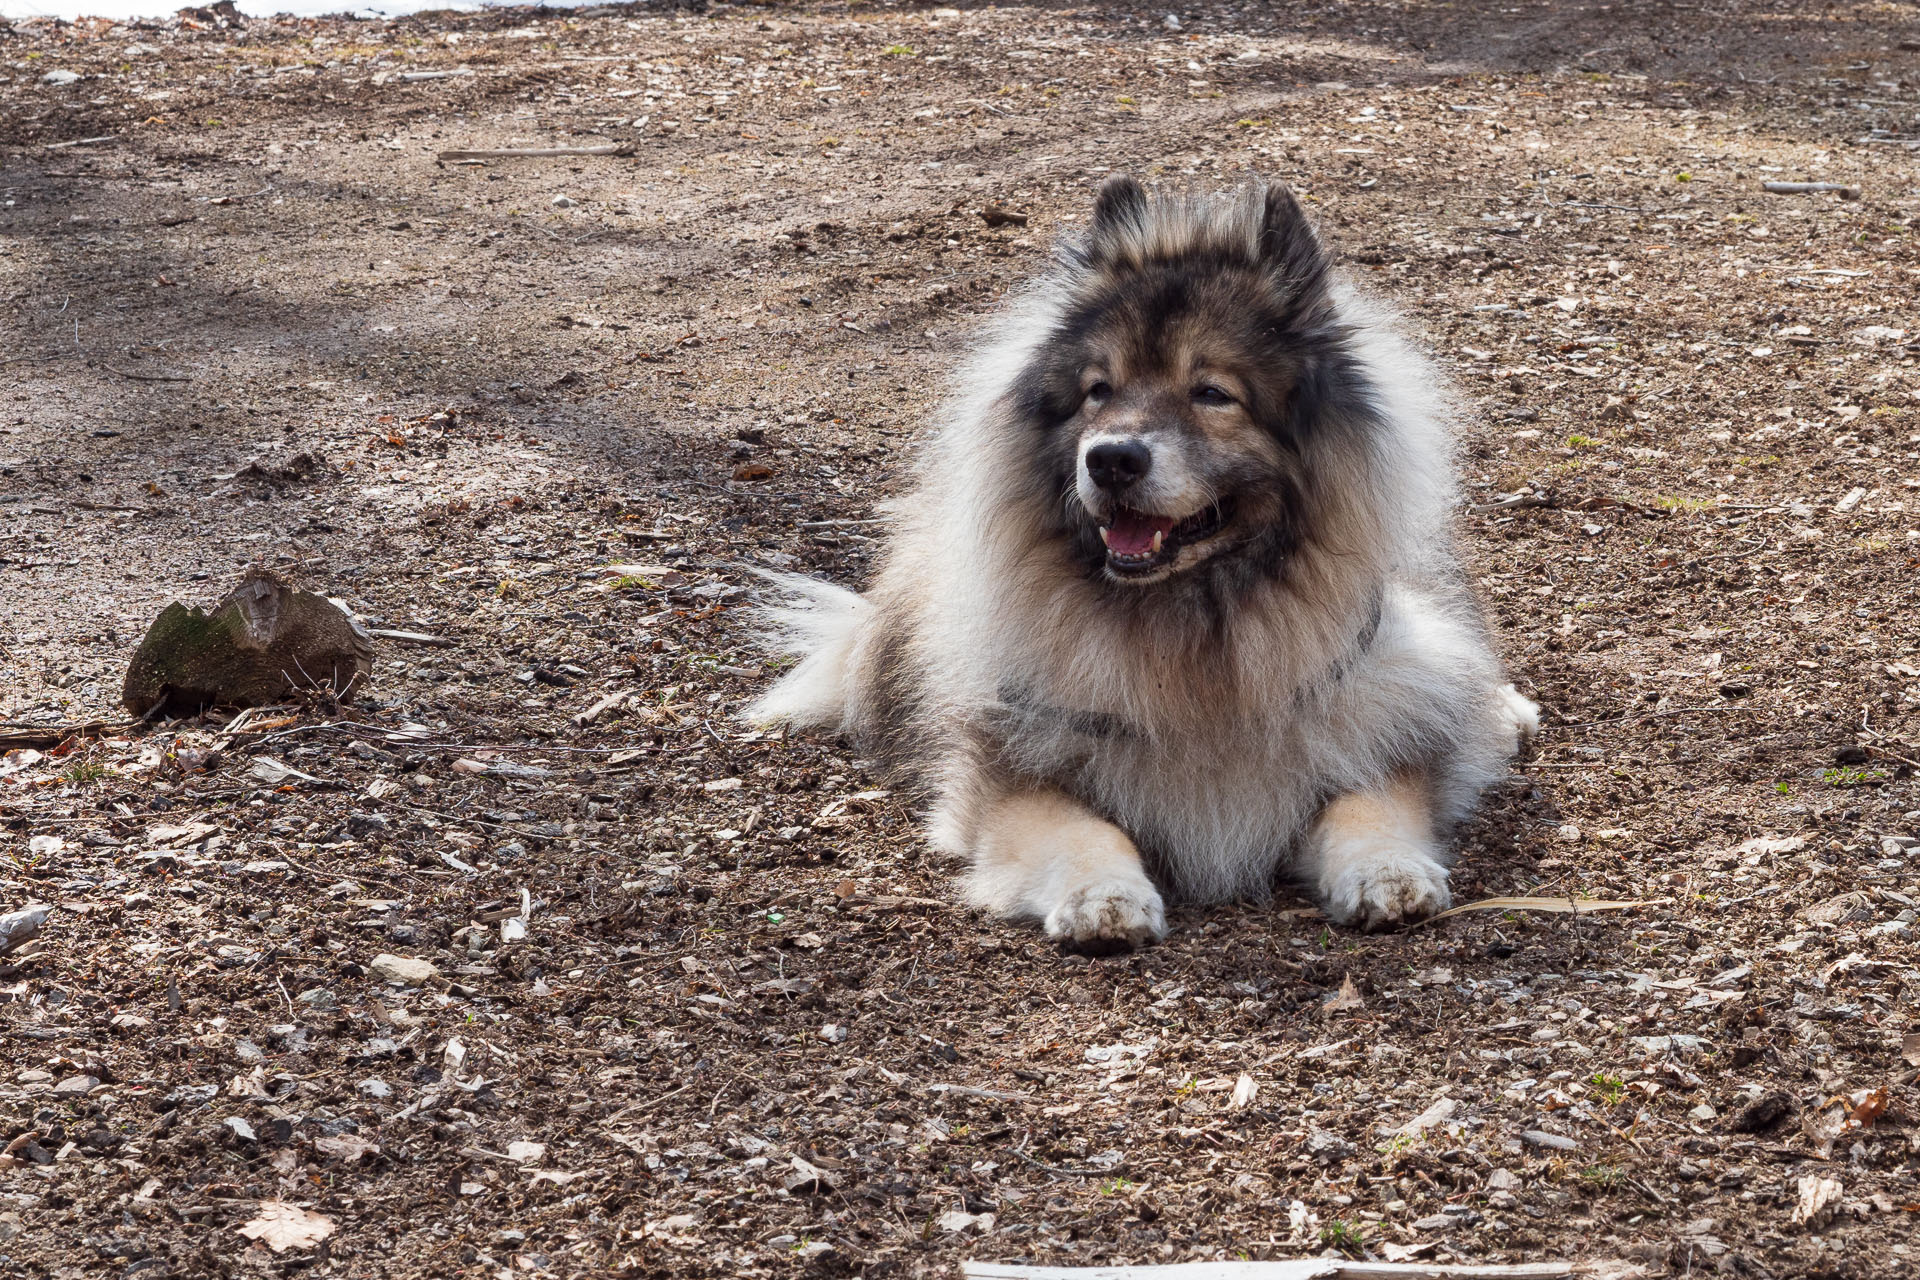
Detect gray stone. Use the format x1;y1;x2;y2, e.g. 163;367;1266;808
369;953;439;986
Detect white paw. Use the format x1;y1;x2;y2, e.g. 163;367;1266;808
1043;878;1167;952
1319;841;1451;932
1498;683;1541;748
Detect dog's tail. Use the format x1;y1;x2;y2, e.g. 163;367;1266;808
739;569;868;733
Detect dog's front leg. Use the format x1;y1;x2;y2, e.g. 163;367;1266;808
1304;772;1450;931
961;790;1166;951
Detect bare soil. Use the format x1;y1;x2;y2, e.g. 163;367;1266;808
3;2;1919;1277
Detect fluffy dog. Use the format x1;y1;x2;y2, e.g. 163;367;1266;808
747;176;1537;949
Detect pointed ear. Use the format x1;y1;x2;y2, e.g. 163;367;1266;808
1258;182;1329;288
1090;174;1148;236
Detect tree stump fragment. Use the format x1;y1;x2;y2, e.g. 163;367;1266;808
122;569;373;717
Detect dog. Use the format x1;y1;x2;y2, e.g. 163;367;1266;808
746;176;1538;949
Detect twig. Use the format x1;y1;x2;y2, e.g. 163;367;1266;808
1562;200;1662;213
1863;742;1920;772
1470;492;1553;513
1548;705;1750;731
46;135;117;149
1008;1137;1113;1178
1762;181;1861;200
928;1082;1037;1104
103;366;191;382
964;1264;1574;1279
366;628;451;648
603;1082;695;1124
436;144;635;161
0;720;134;750
278;852;415;889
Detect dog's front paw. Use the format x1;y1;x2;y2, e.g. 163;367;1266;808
1043;878;1167;953
1319;841;1450;931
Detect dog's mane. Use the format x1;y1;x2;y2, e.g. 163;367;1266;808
875;181;1462;744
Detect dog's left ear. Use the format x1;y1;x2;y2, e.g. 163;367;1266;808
1257;183;1330;294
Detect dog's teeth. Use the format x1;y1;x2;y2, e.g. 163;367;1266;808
1099;527;1112;547
1150;530;1164;554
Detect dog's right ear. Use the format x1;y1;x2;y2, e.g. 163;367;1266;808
1083;175;1152;262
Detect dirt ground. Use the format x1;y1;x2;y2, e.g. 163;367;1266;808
2;0;1919;1276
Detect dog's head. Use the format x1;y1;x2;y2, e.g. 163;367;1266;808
1012;177;1373;587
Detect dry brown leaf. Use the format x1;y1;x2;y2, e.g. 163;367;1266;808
1424;895;1669;923
236;1201;336;1252
1325;973;1366;1012
1904;1032;1920;1068
1847;1087;1889;1127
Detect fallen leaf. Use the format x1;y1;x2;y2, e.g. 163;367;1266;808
236;1202;336;1252
313;1133;379;1162
1803;1103;1849;1159
784;1155;834;1194
1791;1174;1843;1228
1325;973;1366;1012
937;1208;997;1233
1848;1087;1889;1127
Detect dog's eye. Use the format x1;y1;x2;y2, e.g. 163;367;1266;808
1192;385;1234;406
1084;381;1112;404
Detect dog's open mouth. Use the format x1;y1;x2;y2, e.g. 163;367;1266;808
1098;501;1229;575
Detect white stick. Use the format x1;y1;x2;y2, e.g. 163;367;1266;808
963;1264;1573;1280
366;628;452;648
436;145;633;161
1761;181;1860;200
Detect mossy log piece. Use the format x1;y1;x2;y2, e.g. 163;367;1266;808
122;570;373;717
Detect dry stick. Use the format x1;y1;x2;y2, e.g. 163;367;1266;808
1548;705;1750;732
603;1082;696;1124
366;628;452;648
0;720;134;750
927;1082;1037;1104
1864;742;1920;772
436;144;634;161
277;851;415;889
102;366;191;382
1469;493;1554;513
1007;1137;1112;1178
1762;181;1861;199
47;135;117;149
964;1266;1574;1280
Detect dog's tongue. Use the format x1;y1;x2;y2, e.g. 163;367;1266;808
1104;509;1176;556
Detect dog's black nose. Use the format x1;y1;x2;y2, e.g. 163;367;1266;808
1085;439;1152;491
